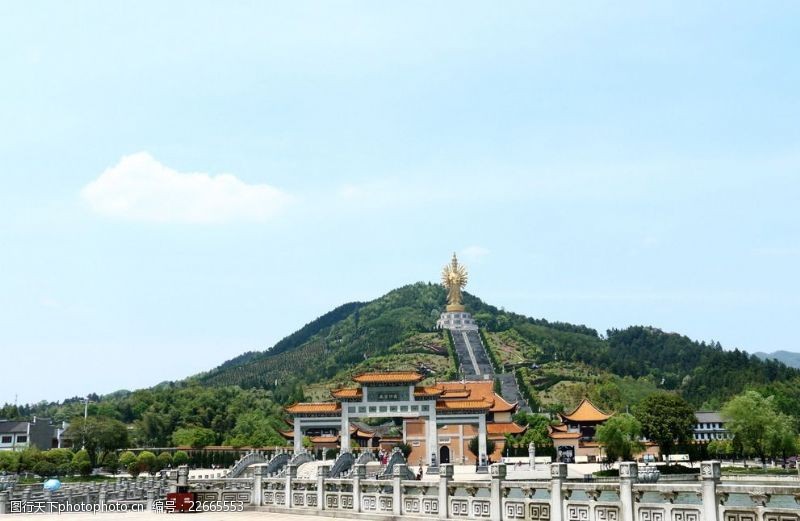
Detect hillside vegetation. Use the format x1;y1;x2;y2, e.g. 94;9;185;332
4;281;799;449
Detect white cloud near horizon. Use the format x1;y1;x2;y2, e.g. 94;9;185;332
81;152;292;223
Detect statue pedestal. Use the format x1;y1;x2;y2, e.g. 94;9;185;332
437;311;478;331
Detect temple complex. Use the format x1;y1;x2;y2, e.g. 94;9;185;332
282;371;525;470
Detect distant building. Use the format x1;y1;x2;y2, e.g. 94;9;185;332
693;411;730;442
548;398;659;463
0;418;69;451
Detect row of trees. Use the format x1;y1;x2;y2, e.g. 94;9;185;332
0;448;92;477
594;390;799;464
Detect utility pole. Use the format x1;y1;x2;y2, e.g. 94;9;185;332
82;396;90;450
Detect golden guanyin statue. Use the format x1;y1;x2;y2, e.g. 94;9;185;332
442;253;468;312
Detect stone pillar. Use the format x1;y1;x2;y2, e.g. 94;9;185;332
99;484;107;508
392;463;405;516
478;414;488;472
550;463;567;521
317;465;329;511
490;463;507;521
285;463;298;508
294;419;304;454
700;461;721;521
528;442;536;469
341;409;351;453
146;488;155;512
439;464;453;520
619;462;638;521
252;466;265;506
428;410;439;468
353;463;366;513
0;491;8;515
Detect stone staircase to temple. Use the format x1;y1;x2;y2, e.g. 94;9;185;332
451;328;532;413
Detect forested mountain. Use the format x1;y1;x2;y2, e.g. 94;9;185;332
4;281;800;448
755;350;800;369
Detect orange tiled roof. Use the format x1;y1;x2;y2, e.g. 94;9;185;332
435;381;517;413
436;399;492;411
285;402;341;415
414;386;444;397
560;398;611;423
279;430;294;439
487;423;526;435
331;388;362;399
352;371;424;384
551;423;568;432
310;436;339;443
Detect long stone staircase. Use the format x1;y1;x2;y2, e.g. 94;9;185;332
451;328;532;412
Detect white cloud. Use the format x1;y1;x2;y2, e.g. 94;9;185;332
460;245;490;263
81;152;291;223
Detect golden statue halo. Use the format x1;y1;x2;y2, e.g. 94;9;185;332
441;252;468;312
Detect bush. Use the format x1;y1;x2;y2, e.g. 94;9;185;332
172;450;189;466
136;451;158;475
118;451;136;469
157;452;173;470
72;450;92;477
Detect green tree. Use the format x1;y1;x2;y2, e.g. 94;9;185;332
707;439;734;460
172;427;217;449
41;449;74;476
0;451;20;473
172;450;189;466
467;436;497;460
64;416;129;466
595;413;644;462
723;391;798;464
635;393;695;461
511;413;553;448
136;451;158;475
119;450;136;470
72;449;92;477
101;452;119;473
157;451;173;470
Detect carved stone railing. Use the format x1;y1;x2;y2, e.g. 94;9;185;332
227;450;268;478
250;461;800;521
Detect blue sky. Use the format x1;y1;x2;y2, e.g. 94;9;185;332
1;2;799;404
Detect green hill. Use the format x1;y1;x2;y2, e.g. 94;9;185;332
5;281;799;449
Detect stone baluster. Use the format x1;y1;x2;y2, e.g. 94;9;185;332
285;463;298;508
146;488;155;511
619;462;638;521
701;461;721;521
252;466;265;507
98;484;107;508
439;464;453;520
353;463;366;513
392;463;406;516
550;463;567;521
0;491;9;515
317;465;329;511
490;463;507;521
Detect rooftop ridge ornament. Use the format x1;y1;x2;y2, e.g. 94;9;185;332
442;252;468;312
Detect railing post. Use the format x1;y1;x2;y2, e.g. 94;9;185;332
550;463;567;521
701;461;721;521
490;463;507;521
146;488;155;512
98;484;107;508
0;491;8;514
317;465;329;512
619;462;638;521
439;464;453;520
285;463;298;508
393;463;406;516
353;463;366;513
252;466;265;506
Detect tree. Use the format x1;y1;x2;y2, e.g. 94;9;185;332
707;439;734;460
64;416;129;466
136;451;158;475
595;414;644;462
0;451;20;473
723;391;799;464
72;449;92;477
467;436;497;460
172;450;189;466
635;393;695;461
119;450;136;470
172;427;217;449
511;413;553;448
101;452;119;474
157;451;173;470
